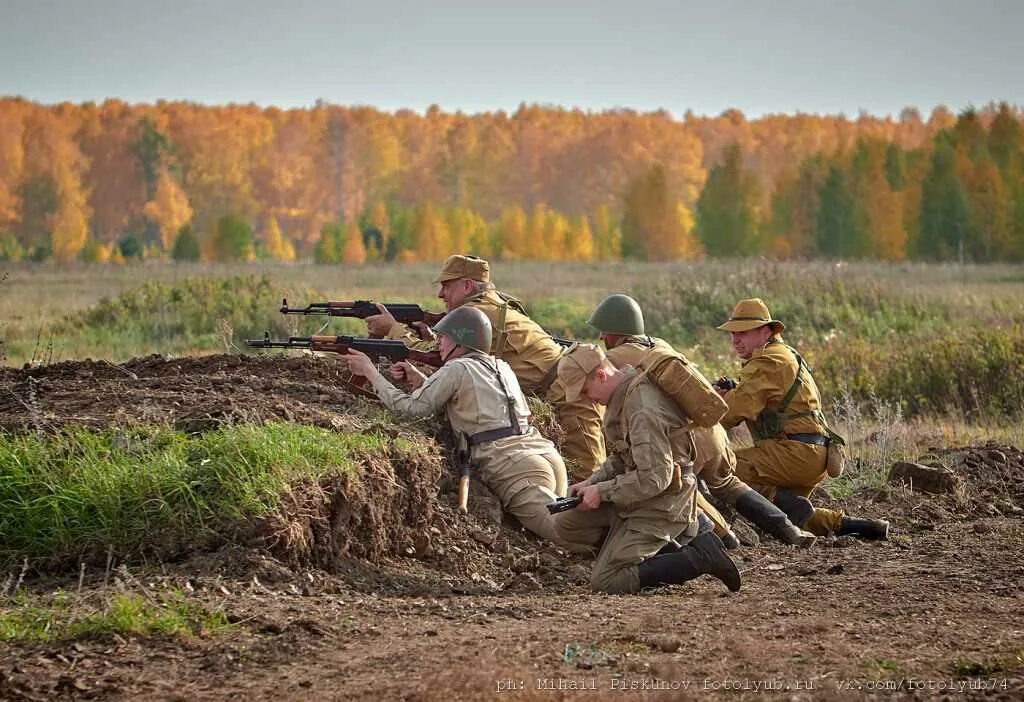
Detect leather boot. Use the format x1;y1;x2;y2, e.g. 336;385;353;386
836;516;889;540
735;490;817;548
639;532;741;592
773;488;815;527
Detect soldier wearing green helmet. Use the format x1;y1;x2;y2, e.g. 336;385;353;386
341;306;583;550
588;293;816;548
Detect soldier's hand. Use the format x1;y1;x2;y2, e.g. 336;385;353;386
577;484;602;511
340;349;376;378
365;303;398;338
409;321;433;340
567;480;589;497
390;360;426;389
713;376;737;396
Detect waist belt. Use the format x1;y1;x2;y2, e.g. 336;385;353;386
786;433;829;447
468;424;527;446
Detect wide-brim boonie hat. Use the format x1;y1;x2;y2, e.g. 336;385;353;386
717;298;785;334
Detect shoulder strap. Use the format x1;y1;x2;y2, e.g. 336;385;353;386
776;347;805;416
462;355;524;445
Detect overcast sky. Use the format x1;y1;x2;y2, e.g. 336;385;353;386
0;0;1020;117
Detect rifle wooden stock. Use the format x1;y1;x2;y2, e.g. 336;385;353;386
245;333;443;367
280;298;445;326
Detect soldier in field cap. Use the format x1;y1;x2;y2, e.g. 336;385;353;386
715;298;889;540
364;254;606;479
551;343;741;594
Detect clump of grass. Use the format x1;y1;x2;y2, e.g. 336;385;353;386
7;274;324;363
821;325;1024;418
0;590;233;642
635;263;1008;349
0;423;388;569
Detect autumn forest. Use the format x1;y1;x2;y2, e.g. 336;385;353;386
1;98;1022;264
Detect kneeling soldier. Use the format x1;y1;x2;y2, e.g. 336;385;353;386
587;293;815;548
552;344;741;594
342;306;576;549
716;298;889;540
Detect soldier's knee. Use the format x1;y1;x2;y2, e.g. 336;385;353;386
590;565;640;594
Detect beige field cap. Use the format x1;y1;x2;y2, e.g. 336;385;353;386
717;298;785;334
433;254;491;284
558;343;606;402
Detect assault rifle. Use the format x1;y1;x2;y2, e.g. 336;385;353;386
280;298;575;348
280;298;445;328
246;332;443;367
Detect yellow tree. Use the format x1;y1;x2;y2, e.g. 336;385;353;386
495;205;526;259
341;221;367;264
412;202;450;261
565;215;596;261
19;106;92;260
544;210;569;261
525;204;548;260
262;215;296;261
144;170;193;251
591;204;621;260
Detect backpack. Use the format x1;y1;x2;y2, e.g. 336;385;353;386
634;345;728;428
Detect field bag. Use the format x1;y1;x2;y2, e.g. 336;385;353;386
635;345;728;427
824;428;847;477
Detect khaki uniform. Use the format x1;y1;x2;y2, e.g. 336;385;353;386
369;351;569;544
605;337;749;504
554;368;698;594
387;289;606;479
720;338;844;534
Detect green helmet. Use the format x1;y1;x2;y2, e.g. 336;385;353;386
587;294;645;336
433;306;493;353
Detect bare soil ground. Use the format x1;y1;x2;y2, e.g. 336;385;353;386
1;355;1023;700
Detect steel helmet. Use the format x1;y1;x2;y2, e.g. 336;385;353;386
587;293;645;336
433;306;493;353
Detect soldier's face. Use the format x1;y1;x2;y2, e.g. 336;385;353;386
600;333;625;349
730;326;772;359
438;278;473;310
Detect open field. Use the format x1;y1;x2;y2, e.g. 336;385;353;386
2;261;1024;699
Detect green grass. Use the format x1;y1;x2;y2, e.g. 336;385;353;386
0;423;388;568
0;590;233;642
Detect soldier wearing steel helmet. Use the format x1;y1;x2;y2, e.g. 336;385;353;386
587;293;816;548
341;306;580;549
365;254;606;481
716;298;889;540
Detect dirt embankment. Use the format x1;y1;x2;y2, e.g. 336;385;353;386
0;353;587;593
2;355;1023;700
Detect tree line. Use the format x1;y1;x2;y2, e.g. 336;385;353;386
0;98;1020;263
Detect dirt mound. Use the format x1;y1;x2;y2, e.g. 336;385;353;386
831;444;1024;533
0;353;586;593
0;353;368;432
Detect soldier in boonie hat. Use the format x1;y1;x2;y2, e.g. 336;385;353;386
717;298;785;334
715;297;890;541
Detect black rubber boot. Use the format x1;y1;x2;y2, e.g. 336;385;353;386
639;532;741;592
735;490;817;548
836;516;890;540
772;488;815;527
